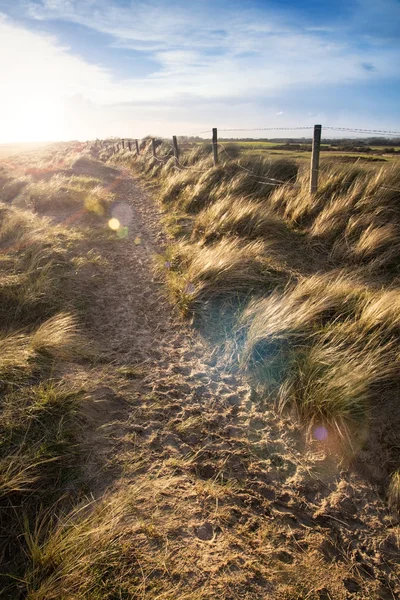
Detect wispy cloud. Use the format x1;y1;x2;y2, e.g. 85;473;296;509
0;0;399;141
20;0;399;98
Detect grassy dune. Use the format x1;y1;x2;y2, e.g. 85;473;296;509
0;144;115;596
110;139;400;487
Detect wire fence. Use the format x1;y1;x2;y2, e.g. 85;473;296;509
101;124;400;194
218;142;299;187
196;126;400;136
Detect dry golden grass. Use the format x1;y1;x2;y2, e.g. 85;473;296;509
240;272;366;385
0;204;79;326
32;312;90;360
20;473;367;600
192;195;298;244
0;144;115;598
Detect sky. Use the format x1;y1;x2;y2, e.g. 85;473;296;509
0;0;399;142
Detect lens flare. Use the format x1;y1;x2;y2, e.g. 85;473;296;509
108;218;120;230
117;226;129;239
314;426;328;441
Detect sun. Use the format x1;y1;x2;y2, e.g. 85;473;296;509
0;90;66;143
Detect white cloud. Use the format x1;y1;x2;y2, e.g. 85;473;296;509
0;2;399;141
21;0;400;94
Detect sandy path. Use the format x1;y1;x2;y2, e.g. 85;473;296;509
69;158;399;599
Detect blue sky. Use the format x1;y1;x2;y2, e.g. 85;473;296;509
0;0;399;141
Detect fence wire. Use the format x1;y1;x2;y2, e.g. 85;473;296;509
218;142;299;187
175;160;212;174
196;126;313;134
324;127;400;136
195;126;400;137
105;124;400;195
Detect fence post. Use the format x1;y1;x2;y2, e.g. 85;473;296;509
212;128;218;166
310;124;322;194
135;139;140;155
122;139;125;149
172;135;179;165
152;138;156;157
128;140;131;151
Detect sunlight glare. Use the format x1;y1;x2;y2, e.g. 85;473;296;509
108;218;120;230
1;90;65;143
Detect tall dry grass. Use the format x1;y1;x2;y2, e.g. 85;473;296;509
0;144;112;597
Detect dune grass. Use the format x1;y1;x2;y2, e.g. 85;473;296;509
0;145;114;597
0;212;84;594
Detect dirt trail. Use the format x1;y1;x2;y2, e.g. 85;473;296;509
66;158;399;598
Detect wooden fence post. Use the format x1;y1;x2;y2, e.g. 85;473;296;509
172;135;179;165
122;139;125;149
135;139;140;155
152;138;156;157
128;140;131;151
212;127;218;166
310;124;322;194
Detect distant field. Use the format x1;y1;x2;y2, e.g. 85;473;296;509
0;141;53;158
222;140;400;164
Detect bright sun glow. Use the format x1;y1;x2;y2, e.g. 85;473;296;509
0;17;109;143
1;93;65;143
108;218;120;230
